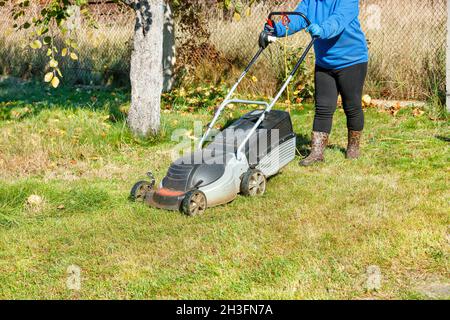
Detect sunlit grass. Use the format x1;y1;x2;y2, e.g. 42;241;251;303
0;83;448;299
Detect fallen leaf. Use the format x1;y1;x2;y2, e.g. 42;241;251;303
27;195;43;206
362;94;372;107
412;108;425;117
389;102;402;116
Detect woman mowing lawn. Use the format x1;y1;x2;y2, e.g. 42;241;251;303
265;0;369;165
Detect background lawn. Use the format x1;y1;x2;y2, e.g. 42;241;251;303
0;81;448;299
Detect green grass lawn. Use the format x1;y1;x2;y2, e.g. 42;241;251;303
0;81;449;299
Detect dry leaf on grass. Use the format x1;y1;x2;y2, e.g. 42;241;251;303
27;195;43;206
362;94;372;108
390;103;402;116
412;108;425;117
26;195;45;213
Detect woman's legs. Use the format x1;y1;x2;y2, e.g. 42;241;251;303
336;63;368;159
336;62;367;132
313;66;339;134
300;66;338;166
313;62;367;133
301;63;368;166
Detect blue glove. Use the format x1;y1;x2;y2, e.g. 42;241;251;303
306;24;323;38
264;21;277;36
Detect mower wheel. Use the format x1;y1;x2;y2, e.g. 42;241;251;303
240;169;266;197
130;181;153;202
181;190;207;217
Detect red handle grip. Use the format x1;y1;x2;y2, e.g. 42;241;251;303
266;18;274;28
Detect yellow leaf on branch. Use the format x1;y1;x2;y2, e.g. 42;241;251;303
49;59;58;68
44;72;54;83
51;76;60;88
30;40;42;49
70;52;78;61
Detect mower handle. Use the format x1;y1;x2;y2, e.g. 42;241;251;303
199;12;315;152
268;12;312;27
260;11;314;48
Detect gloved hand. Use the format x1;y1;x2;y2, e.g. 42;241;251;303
306;23;323;38
264;20;277;36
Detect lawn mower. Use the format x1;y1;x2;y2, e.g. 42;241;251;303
131;12;316;216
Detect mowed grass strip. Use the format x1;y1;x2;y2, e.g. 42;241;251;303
0;84;448;299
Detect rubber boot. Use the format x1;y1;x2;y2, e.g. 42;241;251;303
346;130;362;160
299;131;329;167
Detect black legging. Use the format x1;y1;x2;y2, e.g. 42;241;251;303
313;62;368;134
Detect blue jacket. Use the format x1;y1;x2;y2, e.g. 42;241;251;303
275;0;369;70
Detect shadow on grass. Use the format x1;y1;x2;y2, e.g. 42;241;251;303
0;77;130;121
435;135;450;143
296;133;310;157
328;144;347;155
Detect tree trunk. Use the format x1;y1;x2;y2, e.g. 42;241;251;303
128;0;164;136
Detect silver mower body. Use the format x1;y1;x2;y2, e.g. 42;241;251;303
145;109;297;212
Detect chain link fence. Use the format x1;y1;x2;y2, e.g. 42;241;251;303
194;0;447;100
0;0;446;100
0;1;133;86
